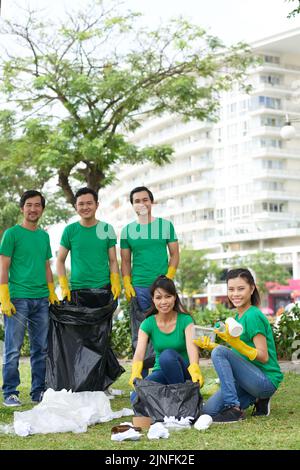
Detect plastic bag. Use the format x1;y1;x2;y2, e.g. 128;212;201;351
130;297;155;369
46;289;124;392
13;388;133;436
132;379;203;423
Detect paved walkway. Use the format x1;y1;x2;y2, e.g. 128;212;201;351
120;358;300;374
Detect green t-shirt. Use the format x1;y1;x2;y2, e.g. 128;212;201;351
140;313;194;371
0;224;52;299
120;217;178;287
233;306;283;388
60;221;117;290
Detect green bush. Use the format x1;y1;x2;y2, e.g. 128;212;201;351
111;299;132;359
272;304;300;360
192;303;232;326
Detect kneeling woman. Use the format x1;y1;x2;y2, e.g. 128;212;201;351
129;276;204;393
195;268;283;423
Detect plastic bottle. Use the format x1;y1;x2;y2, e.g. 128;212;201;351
215;317;243;337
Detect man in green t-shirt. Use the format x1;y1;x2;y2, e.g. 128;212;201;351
56;187;121;303
121;186;179;311
0;190;59;407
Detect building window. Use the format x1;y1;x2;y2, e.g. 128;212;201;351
263;55;280;64
262;202;285;212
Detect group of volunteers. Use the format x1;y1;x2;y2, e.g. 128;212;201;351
0;185;283;424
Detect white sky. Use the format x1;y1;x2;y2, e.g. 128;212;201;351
1;0;300;45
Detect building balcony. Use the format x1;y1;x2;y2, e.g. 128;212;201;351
155;180;213;199
146;158;213;185
251;147;300;159
252;190;300;201
254;168;300;180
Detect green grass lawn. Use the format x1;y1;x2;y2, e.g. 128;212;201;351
0;362;299;450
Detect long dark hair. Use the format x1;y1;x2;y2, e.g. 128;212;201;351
226;268;260;307
145;275;189;317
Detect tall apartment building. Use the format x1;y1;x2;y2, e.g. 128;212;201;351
100;28;300;307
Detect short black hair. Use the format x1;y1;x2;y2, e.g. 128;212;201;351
20;190;45;209
129;186;154;205
74;187;98;203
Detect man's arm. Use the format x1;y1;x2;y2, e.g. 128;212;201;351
45;260;54;283
167;241;179;269
108;246;119;274
0;255;16;316
56;246;71;301
0;255;11;284
56;246;69;277
121;248;132;277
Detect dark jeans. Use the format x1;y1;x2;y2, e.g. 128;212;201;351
2;297;49;400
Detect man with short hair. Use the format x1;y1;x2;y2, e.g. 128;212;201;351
0;190;58;406
121;186;179;311
56;187;121;304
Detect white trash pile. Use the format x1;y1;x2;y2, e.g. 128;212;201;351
0;388;133;437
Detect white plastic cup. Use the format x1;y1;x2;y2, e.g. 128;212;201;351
194;414;213;431
225;317;243;337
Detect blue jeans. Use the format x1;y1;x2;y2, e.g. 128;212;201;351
2;297;49;400
134;286;152;312
130;349;191;403
203;345;277;416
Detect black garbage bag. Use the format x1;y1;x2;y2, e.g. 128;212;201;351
132;379;203;423
130;297;155;370
46;288;125;392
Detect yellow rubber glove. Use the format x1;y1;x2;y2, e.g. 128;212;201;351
123;276;136;302
0;284;16;317
48;283;59;304
58;275;71;302
215;324;257;361
128;361;143;388
188;362;204;388
166;266;176;280
194;336;218;351
110;272;121;300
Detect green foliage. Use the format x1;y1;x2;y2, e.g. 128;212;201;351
230;251;290;294
286;0;300;17
111;299;132;359
272;304;300;360
0;1;256;207
176;248;222;296
192;303;232;327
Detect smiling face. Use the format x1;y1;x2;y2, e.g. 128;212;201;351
227;276;254;311
21;195;44;224
132;190;153;217
152;287;176;315
75;193;98;220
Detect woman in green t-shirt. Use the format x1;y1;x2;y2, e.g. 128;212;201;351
128;276;204;392
195;268;283;423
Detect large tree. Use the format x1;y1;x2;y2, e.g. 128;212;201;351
0;0;254;208
286;0;300;17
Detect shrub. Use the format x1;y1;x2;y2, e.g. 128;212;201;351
272;303;300;360
111;299;132;359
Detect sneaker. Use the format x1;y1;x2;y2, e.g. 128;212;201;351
3;394;22;407
252;398;271;417
213;406;245;424
31;391;44;404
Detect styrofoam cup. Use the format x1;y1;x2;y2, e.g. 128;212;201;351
194;414;213;431
225;317;243;337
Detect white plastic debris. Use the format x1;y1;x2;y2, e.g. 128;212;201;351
163;416;193;431
111;428;141;441
194;414;213;431
13;388;133;436
147;422;169;440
